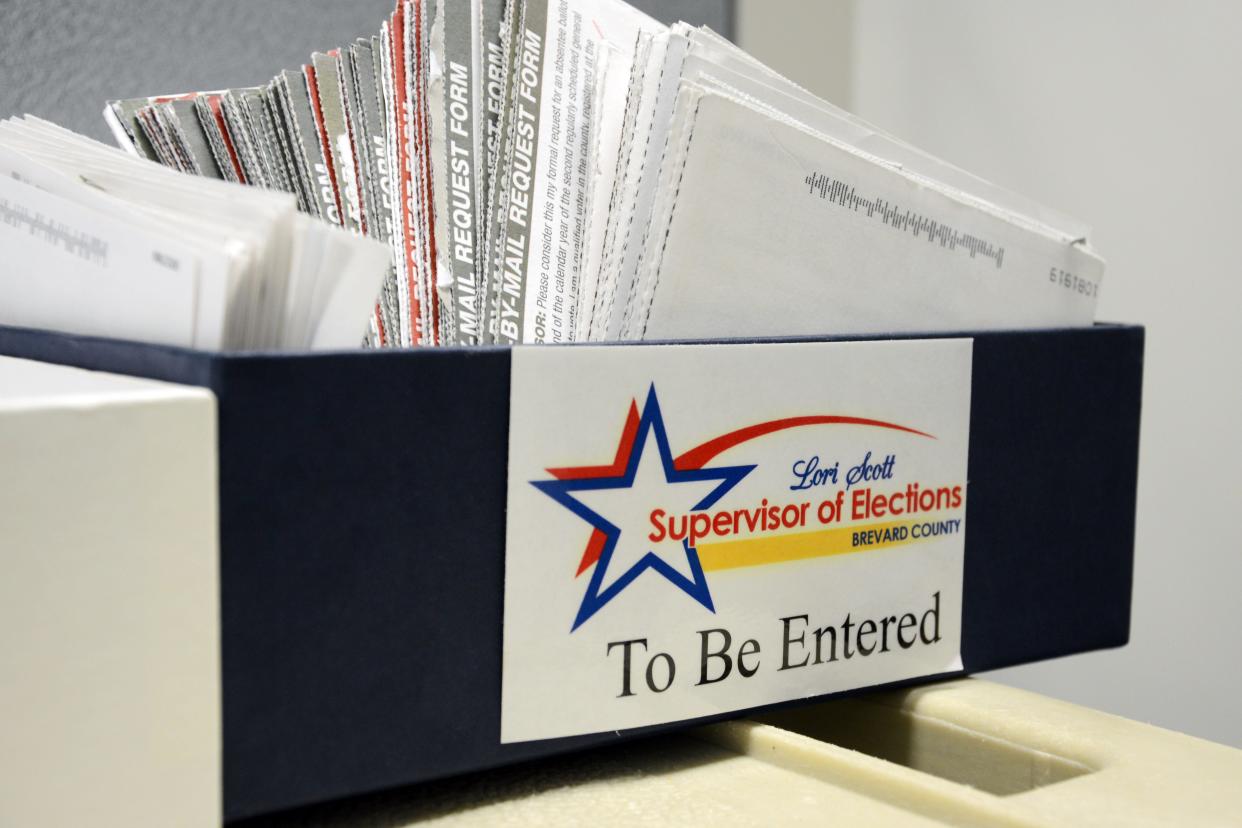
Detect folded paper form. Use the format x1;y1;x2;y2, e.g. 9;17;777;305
600;25;1102;340
60;0;1108;352
630;87;1101;339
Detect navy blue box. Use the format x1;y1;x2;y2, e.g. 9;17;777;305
0;323;1144;822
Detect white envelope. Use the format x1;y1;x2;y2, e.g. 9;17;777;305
0;116;388;351
627;87;1104;341
0;174;212;348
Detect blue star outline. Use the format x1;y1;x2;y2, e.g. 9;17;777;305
532;385;756;631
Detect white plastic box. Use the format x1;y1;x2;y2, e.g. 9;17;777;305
0;356;219;828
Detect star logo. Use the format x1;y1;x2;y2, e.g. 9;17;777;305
532;386;755;631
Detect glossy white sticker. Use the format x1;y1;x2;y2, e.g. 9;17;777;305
502;339;972;742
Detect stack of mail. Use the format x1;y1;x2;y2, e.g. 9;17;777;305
89;0;1103;350
106;3;455;347
0;117;388;350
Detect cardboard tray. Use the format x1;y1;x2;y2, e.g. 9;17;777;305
0;323;1144;821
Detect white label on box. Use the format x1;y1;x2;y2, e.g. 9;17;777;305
502;339;972;742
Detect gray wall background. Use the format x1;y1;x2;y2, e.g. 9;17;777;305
0;0;731;142
739;0;1242;750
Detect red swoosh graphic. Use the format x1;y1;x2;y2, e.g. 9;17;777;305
676;415;934;470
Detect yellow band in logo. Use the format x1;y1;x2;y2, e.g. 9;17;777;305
697;515;962;573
